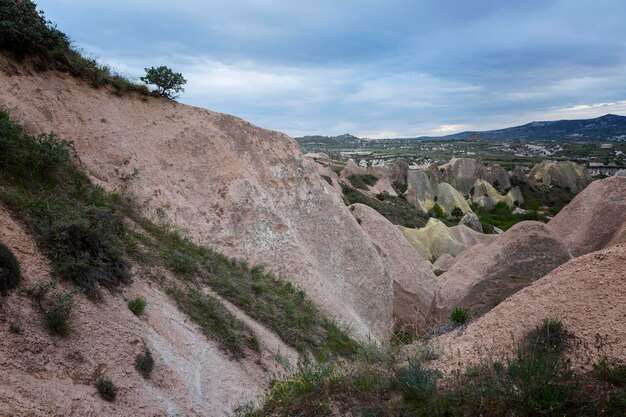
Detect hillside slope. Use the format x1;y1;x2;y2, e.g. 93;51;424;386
0;55;429;341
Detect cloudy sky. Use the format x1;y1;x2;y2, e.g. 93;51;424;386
39;0;626;138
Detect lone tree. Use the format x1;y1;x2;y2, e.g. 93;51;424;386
140;66;187;99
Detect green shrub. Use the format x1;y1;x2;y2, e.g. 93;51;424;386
0;0;70;61
168;287;259;358
141;66;187;99
95;376;117;402
526;199;540;210
529;318;568;354
450;307;470;324
135;348;154;379
128;297;147;316
31;282;76;337
0;242;21;295
451;206;463;220
396;360;440;403
595;358;626;387
427;203;445;219
347;174;378;189
392;180;407;195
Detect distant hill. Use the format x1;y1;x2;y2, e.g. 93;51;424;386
428;114;626;141
295;114;626;144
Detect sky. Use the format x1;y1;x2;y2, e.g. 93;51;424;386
38;0;626;138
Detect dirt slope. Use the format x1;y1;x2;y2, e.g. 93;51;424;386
0;57;414;340
435;221;572;314
421;243;626;374
0;206;284;417
548;176;626;257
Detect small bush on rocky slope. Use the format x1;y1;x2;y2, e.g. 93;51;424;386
238;319;626;417
450;307;470;324
0;241;21;295
127;297;147;316
135;348;154;379
347;173;378;190
95;376;118;402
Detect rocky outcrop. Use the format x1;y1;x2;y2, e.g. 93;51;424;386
389;159;409;184
548;176;626;256
437;158;511;194
349;204;437;332
510;165;528;181
470;179;524;208
529;160;592;192
459;212;483;233
406;169;471;215
366;165;398;196
424;243;626;374
340;159;366;178
436;221;572;314
398;218;496;261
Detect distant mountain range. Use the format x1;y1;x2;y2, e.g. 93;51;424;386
295;114;626;145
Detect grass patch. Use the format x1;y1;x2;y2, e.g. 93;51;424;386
341;183;427;228
450;307;470;324
127;297;147;316
168;287;259;358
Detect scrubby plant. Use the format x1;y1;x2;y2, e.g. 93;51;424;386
396;360;440;404
450;206;463;220
128;297;147;316
427;203;445;219
450;307;470;324
529;318;568;354
135;348;154;379
95;376;117;401
9;322;22;334
43;290;75;337
347;173;378;190
141;66;187;99
595;358;626;387
0;241;21;295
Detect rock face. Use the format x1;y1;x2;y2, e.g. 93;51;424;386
548;177;626;257
510;165;528;181
0;60;410;341
366;165;398;196
529;160;592;192
349;204;437;332
340;159;367;178
459;212;483;233
471;179;524;208
406;169;471;215
389;159;409;184
436;221;572;314
424;243;626;374
398;218;496;261
437;158;511;194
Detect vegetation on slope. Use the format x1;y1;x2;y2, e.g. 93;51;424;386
472;201;546;232
0;0;147;95
0;111;356;359
238;319;626;417
341;183;427;228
